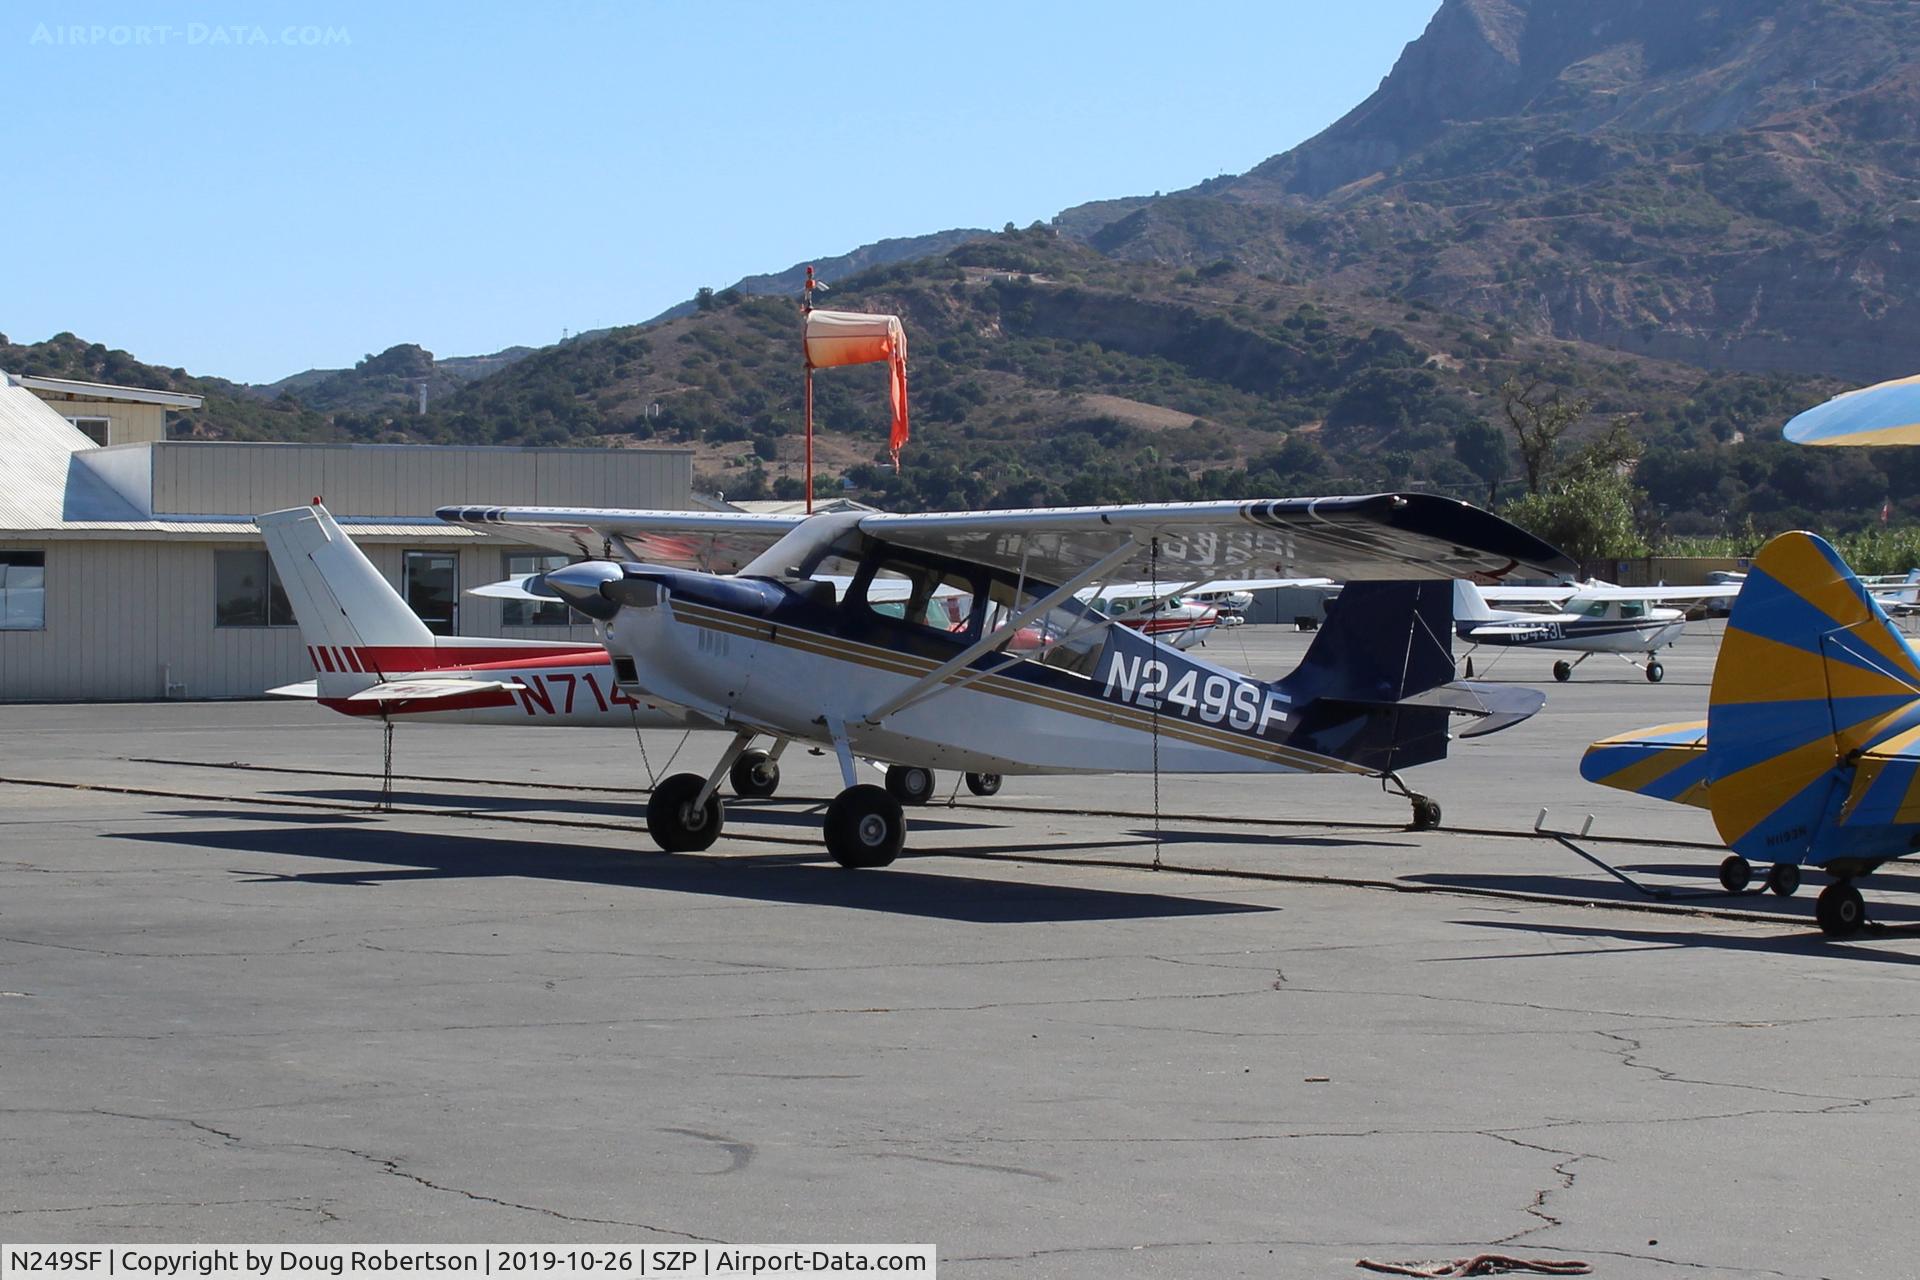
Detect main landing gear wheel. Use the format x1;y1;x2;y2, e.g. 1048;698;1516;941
1767;863;1801;897
964;772;1003;797
1815;881;1866;938
1410;796;1442;831
885;764;936;806
825;785;905;869
1552;660;1573;683
1718;854;1752;893
647;772;724;853
729;749;780;799
1646;660;1664;684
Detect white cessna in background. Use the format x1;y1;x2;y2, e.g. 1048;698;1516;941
1451;580;1738;683
438;493;1574;867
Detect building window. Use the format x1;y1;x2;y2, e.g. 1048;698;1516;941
502;553;577;626
0;550;46;631
404;550;458;636
66;417;111;446
215;551;294;627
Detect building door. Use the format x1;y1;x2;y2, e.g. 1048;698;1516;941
404;551;458;636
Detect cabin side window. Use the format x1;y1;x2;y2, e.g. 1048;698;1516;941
984;575;1108;678
858;558;981;641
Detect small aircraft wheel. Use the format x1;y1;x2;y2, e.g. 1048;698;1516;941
964;771;1003;797
646;772;724;853
1646;661;1665;684
1552;660;1573;683
1410;796;1442;831
1815;881;1866;938
1718;854;1752;893
825;784;905;869
728;749;780;799
1767;863;1801;897
885;764;936;806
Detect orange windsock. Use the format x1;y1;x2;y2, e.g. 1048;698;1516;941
804;309;910;467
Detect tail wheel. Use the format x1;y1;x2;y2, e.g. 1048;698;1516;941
1766;863;1801;897
729;749;780;799
646;772;724;853
1410;796;1442;831
1646;661;1664;683
964;772;1003;797
825;785;905;868
1816;882;1866;938
1552;660;1573;682
1718;854;1752;893
885;764;936;806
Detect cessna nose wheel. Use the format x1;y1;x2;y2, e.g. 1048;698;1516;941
729;748;781;799
826;785;905;868
885;764;936;806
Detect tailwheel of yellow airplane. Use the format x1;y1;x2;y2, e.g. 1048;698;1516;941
965;772;1003;797
647;772;725;853
885;765;936;806
826;785;905;869
1767;863;1801;897
729;749;780;799
1718;855;1752;893
1816;882;1866;938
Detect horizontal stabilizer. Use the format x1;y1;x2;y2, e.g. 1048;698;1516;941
1326;681;1544;738
1580;720;1711;809
468;574;557;601
265;680;319;699
345;678;522;703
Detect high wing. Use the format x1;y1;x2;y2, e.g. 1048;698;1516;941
440;494;1574;585
436;506;805;571
1089;575;1332;598
857;494;1575;583
1783;372;1920;448
1480;583;1737;605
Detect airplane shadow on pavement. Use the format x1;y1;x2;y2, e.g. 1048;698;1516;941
1445;918;1920;965
114;824;1275;925
265;788;997;834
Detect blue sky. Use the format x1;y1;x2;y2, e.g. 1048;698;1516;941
7;1;1443;383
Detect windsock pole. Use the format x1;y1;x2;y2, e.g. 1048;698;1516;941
802;265;815;515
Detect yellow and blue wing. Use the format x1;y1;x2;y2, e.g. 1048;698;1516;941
1784;373;1920;448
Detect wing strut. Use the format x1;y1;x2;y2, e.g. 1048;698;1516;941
861;540;1140;725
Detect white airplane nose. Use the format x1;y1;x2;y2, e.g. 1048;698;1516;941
542;560;626;620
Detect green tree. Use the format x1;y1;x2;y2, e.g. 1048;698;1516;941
1499;376;1589;493
1453;420;1509;505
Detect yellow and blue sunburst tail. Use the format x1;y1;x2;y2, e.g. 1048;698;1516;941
1579;720;1711;808
1784;373;1920;447
1706;532;1920;868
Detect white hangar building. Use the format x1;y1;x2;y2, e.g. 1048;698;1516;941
0;373;693;701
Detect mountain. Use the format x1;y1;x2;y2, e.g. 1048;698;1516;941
249;342;535;415
1058;0;1920;383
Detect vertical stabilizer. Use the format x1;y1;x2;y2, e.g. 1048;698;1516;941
260;503;433;693
1706;531;1920;863
1451;579;1496;623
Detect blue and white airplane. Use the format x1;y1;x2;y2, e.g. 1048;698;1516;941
439;494;1573;866
1453;580;1735;683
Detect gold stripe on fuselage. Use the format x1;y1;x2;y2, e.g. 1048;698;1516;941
668;599;1371;775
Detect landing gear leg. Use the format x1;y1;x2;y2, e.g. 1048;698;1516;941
1553;653;1592;683
1816;880;1867;938
1384;771;1442;831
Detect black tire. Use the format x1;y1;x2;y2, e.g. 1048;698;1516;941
1816;882;1866;938
964;772;1003;797
729;749;780;799
1646;661;1665;684
1411;797;1442;831
1718;854;1752;893
646;772;724;853
825;785;905;869
885;764;936;806
1767;863;1801;897
1552;660;1573;683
